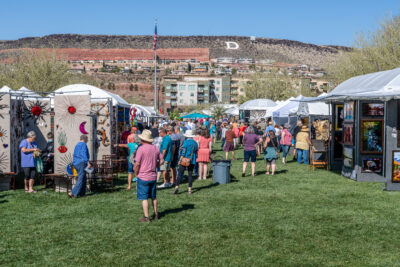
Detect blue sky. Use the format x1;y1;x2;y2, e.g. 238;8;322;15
0;0;399;46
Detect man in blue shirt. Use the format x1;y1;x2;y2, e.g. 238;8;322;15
69;135;91;198
265;121;276;137
158;128;173;188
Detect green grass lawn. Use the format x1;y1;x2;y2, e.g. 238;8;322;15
1;142;400;266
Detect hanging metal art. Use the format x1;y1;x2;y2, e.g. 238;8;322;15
68;106;76;114
0;94;9;119
79;121;89;135
0;151;8;171
23;100;50;123
0;126;7;142
56;153;73;174
97;127;110;147
57;131;68;153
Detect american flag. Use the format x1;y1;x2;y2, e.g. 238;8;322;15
153;23;157;51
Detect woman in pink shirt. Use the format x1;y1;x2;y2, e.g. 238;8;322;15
196;129;213;180
280;124;293;164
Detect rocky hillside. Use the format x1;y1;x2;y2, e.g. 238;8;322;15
0;34;350;67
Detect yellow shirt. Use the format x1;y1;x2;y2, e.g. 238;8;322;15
296;132;310;150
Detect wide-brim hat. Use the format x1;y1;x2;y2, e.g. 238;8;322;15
301;125;309;132
184;130;196;138
138;129;154;143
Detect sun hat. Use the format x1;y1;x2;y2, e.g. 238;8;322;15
138;129;154;143
184;130;196;138
284;123;290;129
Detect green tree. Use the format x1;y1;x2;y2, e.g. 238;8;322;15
327;15;400;87
0;50;96;93
211;105;227;119
240;72;296;103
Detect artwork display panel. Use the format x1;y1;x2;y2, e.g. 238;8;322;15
344;102;354;121
54;95;92;175
343;146;353;168
91;101;112;160
392;151;400;182
22;99;51;149
361;157;382;173
343;123;354;146
362;103;384;117
335;104;344;131
0;94;11;173
360;119;383;154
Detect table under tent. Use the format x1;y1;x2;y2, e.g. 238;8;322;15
302;68;400;190
239;99;276;121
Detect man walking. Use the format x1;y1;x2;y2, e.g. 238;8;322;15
158;128;173;188
134;130;163;222
68;135;90;198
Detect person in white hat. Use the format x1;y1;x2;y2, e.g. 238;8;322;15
173;130;198;195
134;129;163;223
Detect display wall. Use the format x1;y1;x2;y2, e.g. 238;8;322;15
91;100;112;161
54;95;92;174
0;93;11;173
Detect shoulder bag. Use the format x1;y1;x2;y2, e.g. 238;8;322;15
181;144;195;167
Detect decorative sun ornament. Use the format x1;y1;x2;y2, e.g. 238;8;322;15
68;106;76;114
31;105;42;117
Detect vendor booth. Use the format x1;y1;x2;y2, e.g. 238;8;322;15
239;99;276;121
303;68;400;190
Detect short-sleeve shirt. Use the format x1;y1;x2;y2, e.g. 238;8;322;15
160;135;173;162
225;130;236;143
19;139;37;168
243;133;260;151
135;143;161;181
127;142;139;158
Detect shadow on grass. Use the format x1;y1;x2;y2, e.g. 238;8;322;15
158;204;195;219
0;199;8;204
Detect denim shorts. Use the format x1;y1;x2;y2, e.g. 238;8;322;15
244;150;257;162
137;178;157;200
128;161;134;173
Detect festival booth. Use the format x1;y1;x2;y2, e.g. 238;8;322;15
130;104;159;126
52;84;129;159
303;68;400;189
239;99;276;121
266;95;303;130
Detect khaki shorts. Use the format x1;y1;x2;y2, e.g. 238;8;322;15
160;161;171;171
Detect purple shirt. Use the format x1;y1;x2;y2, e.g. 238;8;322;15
243;133;260;151
135;143;161;181
19;139;38;168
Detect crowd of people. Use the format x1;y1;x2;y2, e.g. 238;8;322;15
19;117;312;222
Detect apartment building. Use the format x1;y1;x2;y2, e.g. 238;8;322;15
163;76;231;111
230;78;250;103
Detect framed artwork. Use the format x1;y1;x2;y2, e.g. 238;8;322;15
362;103;384;117
344;102;354;121
343;123;354;145
343;157;353;168
334;131;343;159
361;119;383;154
361;157;382;173
335;104;344;131
393;151;400;182
343;146;353;159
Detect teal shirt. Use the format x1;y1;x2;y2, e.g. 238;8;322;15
180;139;198;165
160;135;173;162
128;142;138;158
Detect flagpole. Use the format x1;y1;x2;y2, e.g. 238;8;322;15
154;19;158;113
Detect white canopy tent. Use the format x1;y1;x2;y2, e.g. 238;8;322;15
52;84;130;107
0;86;15;93
290;93;329;116
271;95;303;118
225;106;239;116
239;98;276;110
302;68;400;102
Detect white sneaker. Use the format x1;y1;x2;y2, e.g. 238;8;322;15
157;183;167;189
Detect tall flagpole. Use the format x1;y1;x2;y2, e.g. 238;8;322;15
154;19;158;113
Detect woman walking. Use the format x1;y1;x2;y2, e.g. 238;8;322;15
242;127;262;177
280;124;292;164
209;122;217;145
197;129;212;180
224;125;237;160
264;130;279;175
174;130;198;195
295;125;313;164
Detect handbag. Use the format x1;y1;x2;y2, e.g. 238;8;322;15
181;144;195;167
34;157;44;174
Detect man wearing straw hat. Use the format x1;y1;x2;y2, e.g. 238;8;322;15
134;129;163;223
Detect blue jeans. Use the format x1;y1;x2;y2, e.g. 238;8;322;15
297;149;309;164
281;145;290;158
277;136;281;151
221;138;226;149
71;162;87;197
